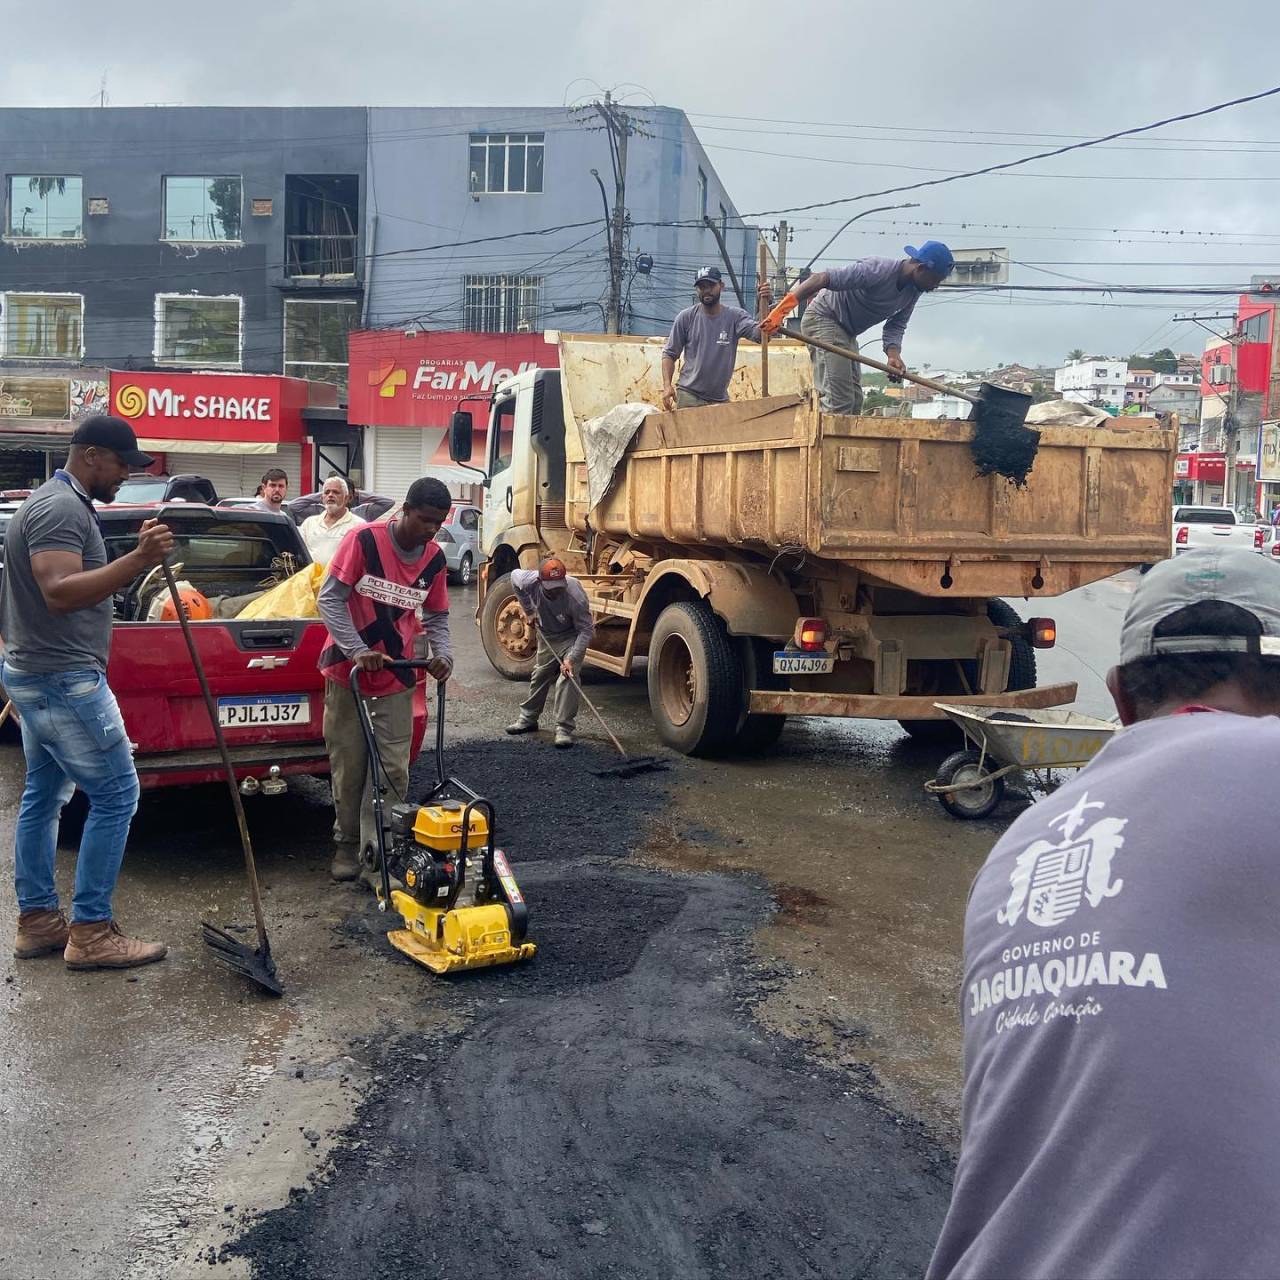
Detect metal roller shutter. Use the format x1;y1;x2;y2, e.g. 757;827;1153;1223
165;445;302;503
369;428;425;502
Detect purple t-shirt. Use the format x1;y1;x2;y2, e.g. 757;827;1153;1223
662;303;761;403
807;256;920;352
928;710;1280;1280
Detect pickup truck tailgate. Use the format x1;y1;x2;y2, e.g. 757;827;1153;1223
108;618;328;756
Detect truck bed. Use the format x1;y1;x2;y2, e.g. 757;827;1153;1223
566;392;1174;599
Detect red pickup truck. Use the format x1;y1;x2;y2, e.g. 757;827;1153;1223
95;503;426;790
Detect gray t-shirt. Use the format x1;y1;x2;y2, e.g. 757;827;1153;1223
252;498;295;523
511;569;594;663
928;710;1280;1280
662;304;761;403
0;474;112;673
808;256;920;352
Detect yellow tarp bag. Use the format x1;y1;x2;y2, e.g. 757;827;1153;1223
235;562;327;620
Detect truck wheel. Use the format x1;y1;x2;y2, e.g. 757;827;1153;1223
898;600;1037;744
731;637;787;754
647;601;742;756
480;572;537;680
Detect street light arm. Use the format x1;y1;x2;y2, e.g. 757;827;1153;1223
802;202;921;274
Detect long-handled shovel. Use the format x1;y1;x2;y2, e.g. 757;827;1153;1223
781;324;1041;485
535;633;667;780
161;561;283;996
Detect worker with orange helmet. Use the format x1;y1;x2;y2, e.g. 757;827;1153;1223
505;557;595;748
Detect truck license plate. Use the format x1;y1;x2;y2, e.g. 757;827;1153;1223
217;695;310;728
772;652;835;675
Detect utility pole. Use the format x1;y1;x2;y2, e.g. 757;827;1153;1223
591;92;634;334
773;220;790;295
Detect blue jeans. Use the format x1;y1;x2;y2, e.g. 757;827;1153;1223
2;661;139;923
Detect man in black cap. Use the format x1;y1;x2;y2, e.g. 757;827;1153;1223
0;415;174;971
661;267;768;410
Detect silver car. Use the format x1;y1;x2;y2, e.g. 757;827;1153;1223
435;503;482;586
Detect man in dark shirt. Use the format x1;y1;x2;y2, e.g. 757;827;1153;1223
661;267;767;409
0;416;173;970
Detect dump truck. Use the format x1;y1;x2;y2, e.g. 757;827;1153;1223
448;333;1175;755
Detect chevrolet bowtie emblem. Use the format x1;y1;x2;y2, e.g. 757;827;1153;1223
247;656;289;669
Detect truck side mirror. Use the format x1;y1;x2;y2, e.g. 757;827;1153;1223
449;410;474;463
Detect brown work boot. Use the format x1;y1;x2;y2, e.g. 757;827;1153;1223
14;908;70;959
64;920;168;971
330;847;361;882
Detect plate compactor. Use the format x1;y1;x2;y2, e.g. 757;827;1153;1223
352;661;536;974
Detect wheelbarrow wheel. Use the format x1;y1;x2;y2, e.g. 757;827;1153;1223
935;749;1005;820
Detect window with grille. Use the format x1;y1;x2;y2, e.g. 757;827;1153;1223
284;298;357;389
154;294;242;366
6;176;82;239
468;134;545;194
463;275;543;334
1;293;84;358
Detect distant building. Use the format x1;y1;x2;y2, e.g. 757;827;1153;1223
1147;379;1200;422
912;393;972;420
1124;368;1157;408
1054;357;1128;411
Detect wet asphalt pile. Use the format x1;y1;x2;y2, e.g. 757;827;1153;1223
223;737;952;1280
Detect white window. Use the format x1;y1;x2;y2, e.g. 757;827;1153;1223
284;298;358;389
468;134;544;195
6;176;82;239
1;293;84;359
463;274;542;333
154;294;242;366
163;176;242;242
697;168;708;218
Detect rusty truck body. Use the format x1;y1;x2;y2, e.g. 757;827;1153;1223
453;333;1174;755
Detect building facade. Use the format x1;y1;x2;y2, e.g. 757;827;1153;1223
1054;357;1128;412
0;103;753;491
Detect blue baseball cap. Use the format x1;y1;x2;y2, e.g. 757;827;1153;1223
904;241;955;277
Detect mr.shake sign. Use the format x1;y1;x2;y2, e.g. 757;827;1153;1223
347;330;557;428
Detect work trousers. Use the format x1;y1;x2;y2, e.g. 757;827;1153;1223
800;308;863;415
676;387;720;409
519;637;585;732
323;678;414;861
2;660;139;923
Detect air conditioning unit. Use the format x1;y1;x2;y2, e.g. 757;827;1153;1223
1209;365;1232;385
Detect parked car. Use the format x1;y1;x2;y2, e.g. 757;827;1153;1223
1171;505;1267;556
434;503;482;586
287;488;395;524
1;502;428;790
112;473;219;505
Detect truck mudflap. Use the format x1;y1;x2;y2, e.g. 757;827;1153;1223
746;681;1079;719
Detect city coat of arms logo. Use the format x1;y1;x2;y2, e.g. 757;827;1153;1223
998;792;1127;929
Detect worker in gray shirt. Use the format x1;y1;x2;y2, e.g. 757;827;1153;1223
761;241;954;414
661;267;768;409
505;557;595;748
0;415;173;971
928;548;1280;1280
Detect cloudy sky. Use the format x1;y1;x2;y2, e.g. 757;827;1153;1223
5;0;1280;370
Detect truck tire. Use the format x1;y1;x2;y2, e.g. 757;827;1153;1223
731;637;787;754
647;601;742;756
898;600;1037;744
480;572;538;680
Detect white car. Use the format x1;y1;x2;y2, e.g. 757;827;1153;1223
1172;505;1268;556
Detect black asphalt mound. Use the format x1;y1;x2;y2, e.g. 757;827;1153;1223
225;858;952;1279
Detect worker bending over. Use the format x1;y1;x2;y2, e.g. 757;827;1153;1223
761;241;954;414
318;477;453;886
661;266;770;410
505;557;595;749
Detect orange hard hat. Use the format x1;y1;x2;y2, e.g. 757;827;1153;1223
160;588;213;622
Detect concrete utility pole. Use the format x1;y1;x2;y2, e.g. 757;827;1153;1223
593;93;633;334
773;220;790;296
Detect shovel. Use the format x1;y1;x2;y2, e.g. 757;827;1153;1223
161;561;283;996
782;324;1041;486
535;633;668;780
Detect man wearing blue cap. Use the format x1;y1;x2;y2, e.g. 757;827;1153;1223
761;242;954;414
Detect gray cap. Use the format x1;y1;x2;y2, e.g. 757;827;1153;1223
1119;547;1280;663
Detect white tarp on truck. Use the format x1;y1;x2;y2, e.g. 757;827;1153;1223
579;402;656;512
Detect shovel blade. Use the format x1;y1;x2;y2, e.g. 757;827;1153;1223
201;921;284;996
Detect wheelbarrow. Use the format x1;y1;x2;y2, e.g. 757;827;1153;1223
923;703;1118;820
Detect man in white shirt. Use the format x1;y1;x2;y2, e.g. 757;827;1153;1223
300;476;364;566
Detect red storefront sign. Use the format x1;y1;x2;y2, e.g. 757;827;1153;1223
1176;452;1226;483
347;331;557;428
108;371;335;446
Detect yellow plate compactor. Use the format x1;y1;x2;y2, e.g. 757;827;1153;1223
353;662;536;974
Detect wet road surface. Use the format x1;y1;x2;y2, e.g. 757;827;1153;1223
0;574;1133;1279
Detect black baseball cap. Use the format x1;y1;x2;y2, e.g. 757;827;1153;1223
694;266;723;285
71;414;153;468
